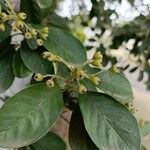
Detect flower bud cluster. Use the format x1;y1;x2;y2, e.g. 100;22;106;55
91;51;103;67
0;4;49;47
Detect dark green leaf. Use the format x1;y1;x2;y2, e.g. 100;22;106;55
0;84;63;148
0;52;14;93
44;26;87;65
0;37;12;58
20;46;53;75
79;92;141;150
69;106;98;150
0;27;10;43
12;52;31;78
20;0;53;23
19;132;66;150
97;70;133;103
47;12;69;31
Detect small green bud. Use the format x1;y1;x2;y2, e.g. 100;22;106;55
16;20;24;29
43;52;52;59
93;51;103;59
37;39;43;46
12;25;18;32
109;65;120;73
25;32;32;39
42;27;49;34
77;84;87;94
1;13;7;19
18;12;27;20
42;33;48;40
34;73;43;81
73;68;86;79
46;53;60;62
31;29;37;36
89;75;100;85
0;24;5;31
91;59;102;67
139;119;145;128
46;79;55;88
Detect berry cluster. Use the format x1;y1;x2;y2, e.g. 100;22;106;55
0;0;49;47
34;51;104;94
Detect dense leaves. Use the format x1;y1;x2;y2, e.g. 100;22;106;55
20;0;53;23
79;92;141;150
0;84;63;148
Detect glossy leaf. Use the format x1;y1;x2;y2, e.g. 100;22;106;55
0;52;14;93
97;70;133;103
44;26;87;65
0;84;63;148
69;107;98;150
20;132;66;150
79;92;141;150
20;46;53;75
20;0;53;23
12;52;31;78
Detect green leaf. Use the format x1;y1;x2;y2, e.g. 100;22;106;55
0;52;14;93
12;52;31;78
69;106;99;150
0;37;12;58
20;0;53;23
140;121;150;137
0;27;10;43
20;46;53;75
47;12;69;31
79;92;141;150
0;84;63;148
44;26;87;65
20;132;66;150
97;70;133;103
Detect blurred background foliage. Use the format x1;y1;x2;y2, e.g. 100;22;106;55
49;0;150;89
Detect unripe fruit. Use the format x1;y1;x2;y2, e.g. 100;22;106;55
89;75;100;85
0;24;5;31
91;59;101;67
37;39;43;46
93;51;103;59
25;32;32;39
77;84;87;94
43;52;52;59
34;73;43;81
18;12;27;20
46;79;55;88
